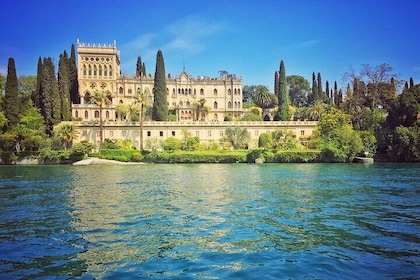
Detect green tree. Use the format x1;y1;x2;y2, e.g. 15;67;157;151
3;58;20;129
224;127;251;149
58;52;71;121
276;60;291;120
287;75;309;107
241;113;262;121
133;88;152;150
90;90;111;151
152;50;168;121
242;85;257;103
258;132;273;149
68;44;79;104
193;98;209;121
162;137;182;151
253;85;272;108
34;57;43;108
309;72;317;104
53;122;79;150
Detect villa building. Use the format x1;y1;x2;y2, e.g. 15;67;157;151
71;41;317;149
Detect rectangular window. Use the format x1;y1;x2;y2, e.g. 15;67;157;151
208;131;212;137
195;131;200;137
255;130;259;136
160;131;164;137
82;130;87;137
219;131;224;137
109;131;114;137
172;131;176;136
301;130;305;136
147;131;151;137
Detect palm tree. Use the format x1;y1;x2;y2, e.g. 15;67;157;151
133;88;152;150
53;122;79;150
253;85;273;109
306;100;326;121
193;98;208;121
90;90;111;152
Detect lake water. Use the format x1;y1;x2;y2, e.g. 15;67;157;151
0;163;419;279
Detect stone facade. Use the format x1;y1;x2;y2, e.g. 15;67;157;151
71;40;318;149
73;40;243;123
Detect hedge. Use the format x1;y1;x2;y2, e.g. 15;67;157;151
143;150;248;163
99;149;133;162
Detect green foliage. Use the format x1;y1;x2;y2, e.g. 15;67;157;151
181;130;200;151
99;149;133;162
143;150;248;163
38;148;71;163
240;113;262;121
102;138;119;149
359;130;377;157
258;132;273;149
276;60;291;121
58;52;71;121
392;125;420;161
246;149;320;163
162;137;182;151
224;127;251;149
70;140;96;156
224;115;233;121
3;58;20;128
287;75;310;107
53;122;79;150
168;114;177;121
131;152;143;162
253;85;273;108
271;130;300;150
152;50;168;121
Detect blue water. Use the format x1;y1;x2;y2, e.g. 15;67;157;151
0;163;419;279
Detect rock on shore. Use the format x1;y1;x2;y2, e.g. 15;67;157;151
73;158;143;165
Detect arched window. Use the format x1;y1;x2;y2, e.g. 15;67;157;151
200;88;204;95
104;66;107;76
214;114;218;121
95;110;99;118
75;111;79;118
106;111;110;118
228;89;231;95
238;101;241;108
188;89;191;95
119;100;123;104
84;92;91;104
84;110;88;119
178;88;181;94
181;111;185;118
99;66;102;76
234;101;237;108
109;66;113;76
186;101;190;107
83;65;87;76
228;101;232;108
214;101;218;109
93;65;97;76
128;88;132;94
173;88;175;94
182;89;184;95
119;87;124;95
238;89;241;95
179;101;183;107
214;89;217;96
194;89;196;95
234;89;237;95
88;65;92;76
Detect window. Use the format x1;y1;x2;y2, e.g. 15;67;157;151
106;111;110;118
93;66;97;76
99;66;102;76
147;131;151;137
208;131;212;137
75;111;79;118
200;88;204;95
220;131;224;137
214;88;218;96
195;131;200;137
94;111;99;118
83;65;87;76
214;101;218;109
228;89;231;95
104;66;107;76
119;87;124;95
194;89;196;95
128;88;132;94
160;131;163;137
109;66;113;76
172;131;175;136
82;130;87;136
84;111;88;119
228;101;232;108
301;130;305;136
88;65;92;76
109;131;114;137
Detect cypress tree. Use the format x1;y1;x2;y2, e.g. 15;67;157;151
68;44;79;104
142;63;146;77
152;50;168;121
3;58;20;128
274;71;278;97
409;77;414;88
334;81;338;106
58;52;71;120
136;57;143;77
276;60;291;121
310;72;317;104
317;72;323;101
325;81;330;100
40;58;61;134
33;57;43;108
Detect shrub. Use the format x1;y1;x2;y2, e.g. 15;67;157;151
275;150;321;163
131;152;143;162
224;115;233;121
258;132;273;149
162;137;182;151
71;141;96;156
240;113;262;121
99;149;132;162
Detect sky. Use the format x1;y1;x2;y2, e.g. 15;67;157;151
1;0;420;91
